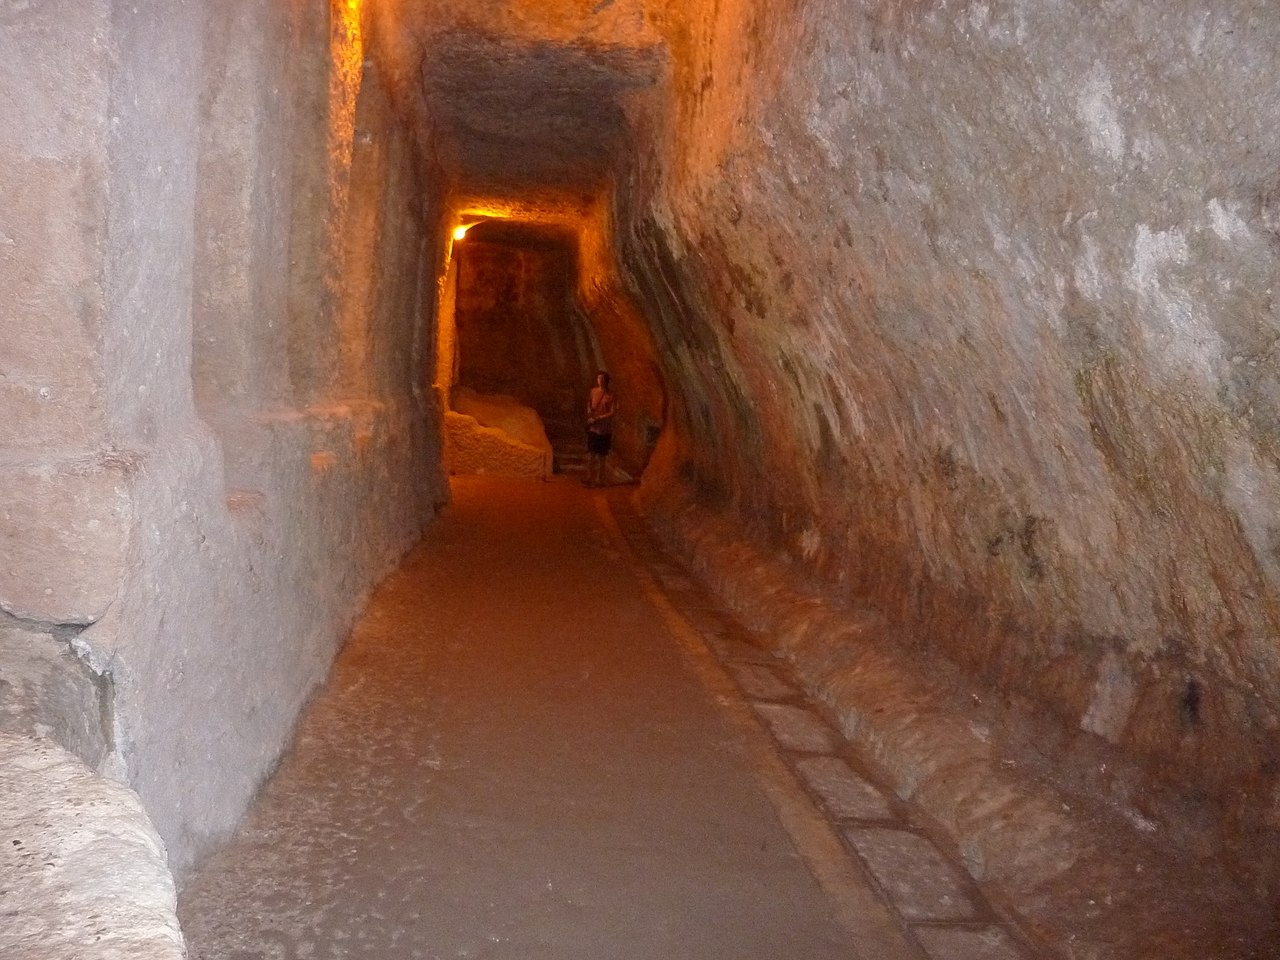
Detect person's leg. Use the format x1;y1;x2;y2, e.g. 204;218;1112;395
586;434;605;486
598;437;611;486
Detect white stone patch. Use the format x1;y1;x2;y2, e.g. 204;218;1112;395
1074;234;1104;299
800;30;861;167
965;4;991;35
1075;65;1126;162
798;527;823;562
1190;11;1211;55
885;170;934;204
1207;198;1252;244
854;63;885;106
843;391;869;439
803;78;857;169
968;0;1029;45
1011;5;1029;44
1080;649;1138;743
1130;225;1188;298
651;200;685;259
1129;224;1224;384
985;213;1013;258
1131;133;1161;165
1221;437;1280;587
802;119;843;170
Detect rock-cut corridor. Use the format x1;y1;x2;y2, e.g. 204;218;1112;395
3;0;1280;958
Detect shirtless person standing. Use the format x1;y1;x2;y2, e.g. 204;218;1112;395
584;371;616;487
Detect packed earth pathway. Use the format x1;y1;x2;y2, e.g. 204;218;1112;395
178;477;1023;960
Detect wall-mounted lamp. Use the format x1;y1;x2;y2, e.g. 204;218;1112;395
453;217;491;241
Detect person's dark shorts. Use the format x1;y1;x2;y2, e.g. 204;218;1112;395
586;431;612;455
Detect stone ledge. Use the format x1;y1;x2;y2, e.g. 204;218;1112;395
637;492;1279;959
0;734;183;960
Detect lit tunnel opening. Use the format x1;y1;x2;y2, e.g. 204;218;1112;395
448;220;609;464
437;209;667;480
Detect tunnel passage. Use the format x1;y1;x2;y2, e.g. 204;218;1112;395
417;19;672;477
432;192;670;478
444;214;668;474
5;0;1280;938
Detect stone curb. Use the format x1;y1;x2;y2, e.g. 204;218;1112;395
637;492;1276;960
0;734;185;960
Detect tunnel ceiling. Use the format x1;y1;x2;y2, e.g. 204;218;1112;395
466;219;577;247
420;29;664;191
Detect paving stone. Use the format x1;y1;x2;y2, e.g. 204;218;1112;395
752;703;842;754
727;663;797;701
794;756;893;821
913;925;1030;960
845;828;979;921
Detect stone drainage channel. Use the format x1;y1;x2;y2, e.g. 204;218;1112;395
603;492;1043;960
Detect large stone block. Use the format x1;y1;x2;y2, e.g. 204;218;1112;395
444;393;554;480
0;155;108;449
0;458;132;624
444;410;553;479
845;827;980;922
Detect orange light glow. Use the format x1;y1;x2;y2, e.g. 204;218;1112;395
453;225;471;241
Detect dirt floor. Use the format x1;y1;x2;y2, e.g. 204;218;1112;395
177;477;1031;960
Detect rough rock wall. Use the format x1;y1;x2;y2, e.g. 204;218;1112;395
577;203;668;476
623;0;1280;875
3;0;445;875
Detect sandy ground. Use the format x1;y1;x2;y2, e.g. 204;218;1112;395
178;477;889;960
